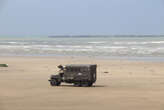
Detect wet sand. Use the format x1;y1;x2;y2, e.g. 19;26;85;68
0;56;164;110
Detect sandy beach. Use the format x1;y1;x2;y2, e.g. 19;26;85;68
0;56;164;110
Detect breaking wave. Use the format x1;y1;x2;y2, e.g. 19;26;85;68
0;37;164;58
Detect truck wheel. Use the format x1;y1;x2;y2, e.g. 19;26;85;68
50;80;56;86
87;82;93;87
50;79;61;86
56;81;61;86
74;82;82;87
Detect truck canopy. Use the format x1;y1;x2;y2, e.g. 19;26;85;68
65;64;97;68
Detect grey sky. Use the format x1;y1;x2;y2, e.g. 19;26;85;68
0;0;164;36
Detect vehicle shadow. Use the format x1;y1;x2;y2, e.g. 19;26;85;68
92;85;107;87
56;84;107;88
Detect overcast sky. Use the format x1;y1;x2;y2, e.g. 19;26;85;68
0;0;164;36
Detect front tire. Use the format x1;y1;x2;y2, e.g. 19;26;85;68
50;79;61;86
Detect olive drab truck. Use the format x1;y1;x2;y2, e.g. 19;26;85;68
48;64;97;87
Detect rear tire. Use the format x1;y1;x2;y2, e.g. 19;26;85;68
74;82;82;87
74;82;93;87
87;82;93;87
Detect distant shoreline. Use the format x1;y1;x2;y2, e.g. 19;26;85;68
0;35;164;39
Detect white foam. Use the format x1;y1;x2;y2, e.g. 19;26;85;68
96;46;127;49
55;45;65;48
1;38;164;57
114;41;164;45
88;41;106;44
8;42;17;44
151;41;164;44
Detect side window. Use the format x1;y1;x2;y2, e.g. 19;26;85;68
81;68;88;72
75;68;79;72
66;67;70;72
80;68;84;72
78;68;80;72
74;68;76;72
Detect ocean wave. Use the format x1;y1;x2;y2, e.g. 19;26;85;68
0;38;164;57
55;45;93;49
114;41;164;45
96;46;127;49
8;42;18;44
88;41;106;44
151;41;164;44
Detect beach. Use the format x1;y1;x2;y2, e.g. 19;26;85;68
1;0;164;109
1;56;164;110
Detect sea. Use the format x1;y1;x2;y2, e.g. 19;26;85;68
0;35;164;61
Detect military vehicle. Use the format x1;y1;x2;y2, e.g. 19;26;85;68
48;64;97;87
